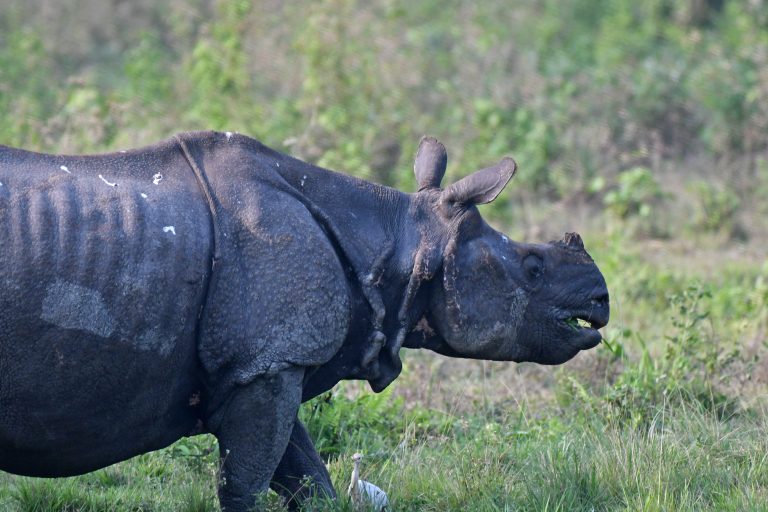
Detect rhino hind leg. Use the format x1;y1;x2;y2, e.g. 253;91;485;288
211;367;304;512
270;419;336;510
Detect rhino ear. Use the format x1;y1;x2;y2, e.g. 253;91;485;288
414;136;447;191
441;157;517;205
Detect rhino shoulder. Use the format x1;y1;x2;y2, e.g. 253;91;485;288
196;176;350;389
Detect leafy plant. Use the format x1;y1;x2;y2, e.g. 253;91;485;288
166;436;218;474
603;166;670;237
0;22;57;147
604;167;665;219
689;181;742;238
300;381;458;460
300;385;406;458
602;285;741;427
184;0;257;131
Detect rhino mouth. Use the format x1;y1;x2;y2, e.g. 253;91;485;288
559;306;609;350
564;316;596;330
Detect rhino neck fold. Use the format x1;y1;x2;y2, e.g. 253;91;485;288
367;228;445;391
269;153;437;393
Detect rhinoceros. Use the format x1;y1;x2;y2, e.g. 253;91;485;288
0;132;609;511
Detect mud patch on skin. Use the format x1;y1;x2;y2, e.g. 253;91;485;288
41;279;115;338
508;287;529;339
470;287;529;359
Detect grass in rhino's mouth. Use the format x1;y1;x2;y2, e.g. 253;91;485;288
564;317;593;330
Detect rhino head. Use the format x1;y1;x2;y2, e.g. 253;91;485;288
405;137;609;367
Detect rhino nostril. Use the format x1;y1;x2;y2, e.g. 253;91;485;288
590;293;609;306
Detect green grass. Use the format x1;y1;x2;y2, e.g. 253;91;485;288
0;445;220;512
3;401;766;511
370;405;768;511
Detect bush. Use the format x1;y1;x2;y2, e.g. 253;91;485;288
300;385;407;458
604;166;670;237
599;285;740;427
689;181;743;238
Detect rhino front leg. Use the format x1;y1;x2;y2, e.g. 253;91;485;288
271;419;336;510
211;367;304;512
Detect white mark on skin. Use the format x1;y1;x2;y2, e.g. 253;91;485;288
153;173;163;185
60;165;71;174
41;279;115;338
276;162;280;168
119;150;127;153
350;212;358;219
0;181;3;187
501;235;509;243
98;174;117;187
163;226;176;235
140;193;148;199
502;255;508;261
300;175;307;187
225;131;233;141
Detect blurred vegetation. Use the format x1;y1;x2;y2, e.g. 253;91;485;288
2;0;768;225
1;0;767;510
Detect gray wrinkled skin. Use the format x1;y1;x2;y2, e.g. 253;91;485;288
0;132;609;511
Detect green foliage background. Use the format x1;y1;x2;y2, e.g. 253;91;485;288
3;0;768;235
1;0;767;510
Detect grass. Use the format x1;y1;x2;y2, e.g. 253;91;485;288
1;448;220;512
3;401;766;511
347;400;767;512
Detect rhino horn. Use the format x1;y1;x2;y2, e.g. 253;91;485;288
414;136;447;191
562;232;584;249
441;157;516;205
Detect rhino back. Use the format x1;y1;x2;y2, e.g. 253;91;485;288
0;142;213;476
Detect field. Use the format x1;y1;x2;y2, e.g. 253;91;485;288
1;1;767;510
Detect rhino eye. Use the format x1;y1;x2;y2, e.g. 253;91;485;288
523;254;544;278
